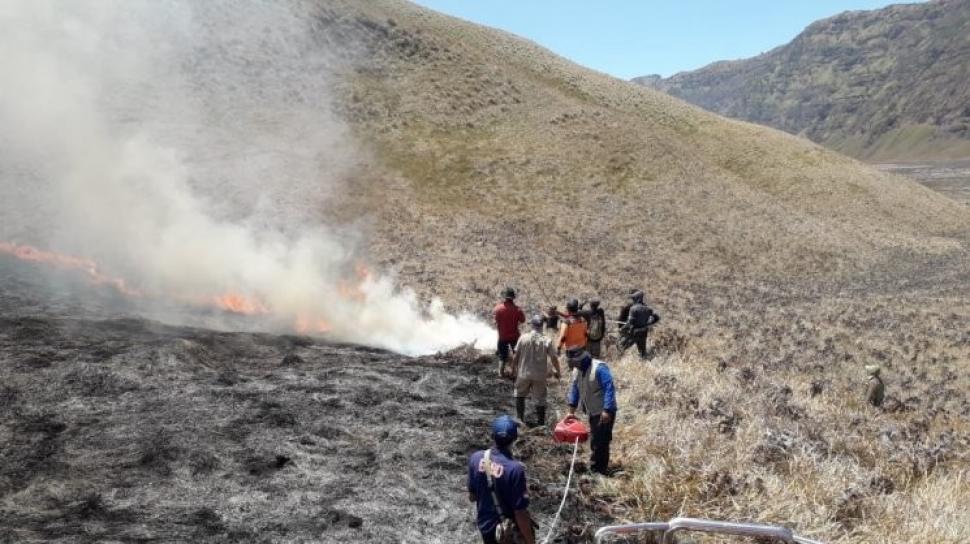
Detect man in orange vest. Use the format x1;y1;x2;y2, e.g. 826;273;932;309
557;298;587;354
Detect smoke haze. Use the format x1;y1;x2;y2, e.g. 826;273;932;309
0;0;496;355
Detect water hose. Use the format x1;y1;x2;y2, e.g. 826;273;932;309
539;436;580;544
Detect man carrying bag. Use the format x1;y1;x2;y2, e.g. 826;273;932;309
467;416;536;544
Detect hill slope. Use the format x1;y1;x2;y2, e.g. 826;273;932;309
316;0;969;311
1;2;968;543
633;0;970;161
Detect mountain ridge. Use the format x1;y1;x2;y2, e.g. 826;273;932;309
633;0;970;161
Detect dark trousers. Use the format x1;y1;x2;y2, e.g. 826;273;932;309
632;330;648;358
589;413;614;474
496;339;517;363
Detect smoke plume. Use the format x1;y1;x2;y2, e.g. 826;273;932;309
0;0;496;355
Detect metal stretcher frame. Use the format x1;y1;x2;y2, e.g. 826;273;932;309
594;517;825;544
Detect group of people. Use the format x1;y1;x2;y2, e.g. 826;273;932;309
467;287;659;543
470;288;891;543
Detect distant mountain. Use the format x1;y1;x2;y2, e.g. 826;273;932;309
634;0;970;160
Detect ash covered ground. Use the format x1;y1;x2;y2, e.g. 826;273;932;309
0;259;599;543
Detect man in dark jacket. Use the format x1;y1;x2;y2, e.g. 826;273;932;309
625;291;660;359
616;288;638;331
467;416;536;544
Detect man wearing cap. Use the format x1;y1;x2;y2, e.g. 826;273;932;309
510;316;562;426
494;287;525;378
467;416;536;544
865;365;885;408
566;347;618;475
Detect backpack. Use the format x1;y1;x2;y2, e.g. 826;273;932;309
586;311;605;341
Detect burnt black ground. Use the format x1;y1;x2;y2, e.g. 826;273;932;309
0;259;600;543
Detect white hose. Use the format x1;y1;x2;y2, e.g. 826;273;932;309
539;437;580;544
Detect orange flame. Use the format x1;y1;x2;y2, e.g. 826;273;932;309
212;293;269;315
0;241;141;296
336;262;372;302
295;314;331;334
0;241;375;337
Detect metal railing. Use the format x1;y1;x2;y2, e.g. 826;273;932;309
594;517;824;544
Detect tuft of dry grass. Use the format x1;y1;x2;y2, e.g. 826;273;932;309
591;293;970;543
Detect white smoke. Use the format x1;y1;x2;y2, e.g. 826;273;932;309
0;0;496;355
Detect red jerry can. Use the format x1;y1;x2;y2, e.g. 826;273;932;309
554;415;589;443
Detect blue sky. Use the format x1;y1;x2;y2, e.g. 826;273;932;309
410;0;912;79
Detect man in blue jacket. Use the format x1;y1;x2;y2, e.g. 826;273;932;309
467;416;536;544
566;346;618;475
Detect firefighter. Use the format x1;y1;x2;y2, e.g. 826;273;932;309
623;290;660;359
467;416;536;544
493;287;525;377
509;315;561;426
557;298;587;352
566;346;617;476
542;305;560;335
582;299;606;358
616;288;638;331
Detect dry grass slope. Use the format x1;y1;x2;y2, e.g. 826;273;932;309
314;1;968;305
599;288;970;543
309;2;970;542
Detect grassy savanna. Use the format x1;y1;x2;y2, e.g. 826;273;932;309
596;288;969;543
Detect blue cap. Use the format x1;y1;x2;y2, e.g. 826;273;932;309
492;415;518;445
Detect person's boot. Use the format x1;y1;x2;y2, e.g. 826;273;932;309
515;397;526;422
536;406;546;427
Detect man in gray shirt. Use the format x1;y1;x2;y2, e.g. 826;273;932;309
510;315;562;426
